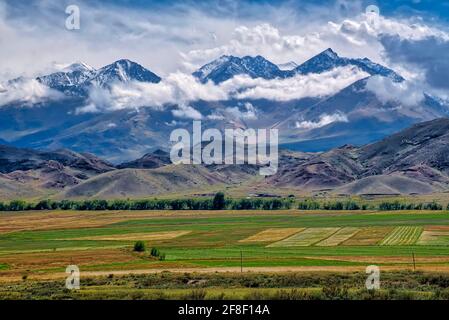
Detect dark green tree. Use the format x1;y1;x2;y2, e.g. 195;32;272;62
212;192;226;210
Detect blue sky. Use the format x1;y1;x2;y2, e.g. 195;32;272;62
88;0;449;22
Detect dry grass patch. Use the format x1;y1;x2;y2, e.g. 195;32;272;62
239;228;304;243
71;230;191;241
316;227;360;246
342;227;393;246
268;228;340;247
417;228;449;246
0;248;136;276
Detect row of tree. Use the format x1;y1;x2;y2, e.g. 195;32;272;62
297;199;445;211
0;193;293;211
0;196;446;211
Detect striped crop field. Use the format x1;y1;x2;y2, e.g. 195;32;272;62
342;227;393;246
239;228;304;242
316;227;360;246
268;228;339;247
380;226;423;246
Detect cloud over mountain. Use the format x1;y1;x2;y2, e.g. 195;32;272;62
78;64;368;113
0;78;63;107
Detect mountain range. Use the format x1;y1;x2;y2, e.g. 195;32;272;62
0;48;447;164
2;118;449;199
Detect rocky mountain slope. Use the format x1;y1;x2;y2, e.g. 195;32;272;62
269;118;449;195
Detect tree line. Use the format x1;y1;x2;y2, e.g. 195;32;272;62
0;193;292;211
0;195;447;211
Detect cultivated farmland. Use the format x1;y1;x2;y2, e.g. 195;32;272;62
1;209;449;289
239;228;304;242
316;227;360;246
268;228;340;247
380;226;423;246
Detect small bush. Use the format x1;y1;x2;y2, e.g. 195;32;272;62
133;241;146;252
150;247;161;257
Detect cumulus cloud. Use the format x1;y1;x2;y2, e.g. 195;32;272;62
79;65;368;113
0;78;63;107
183;15;449;72
3;0;447;81
365;75;425;107
296;112;349;129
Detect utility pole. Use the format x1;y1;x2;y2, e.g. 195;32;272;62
412;252;416;271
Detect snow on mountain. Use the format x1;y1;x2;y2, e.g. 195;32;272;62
36;59;161;96
290;48;403;81
90;59;161;87
193;49;403;84
193;55;284;84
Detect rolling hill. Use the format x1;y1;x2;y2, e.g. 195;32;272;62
1;118;449;199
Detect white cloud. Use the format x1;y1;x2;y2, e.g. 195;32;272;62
222;66;369;101
0;78;63;107
2;0;448;81
79;65;368;113
78;72;227;113
296;112;349;129
184;16;449;74
365;76;425;107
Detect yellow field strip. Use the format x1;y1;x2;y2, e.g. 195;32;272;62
268;228;340;247
239;228;304;242
380;226;422;246
68;230;191;241
316;227;360;246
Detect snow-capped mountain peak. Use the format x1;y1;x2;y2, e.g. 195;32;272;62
35;59;161;96
92;59;161;86
291;48;403;81
193;54;283;84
